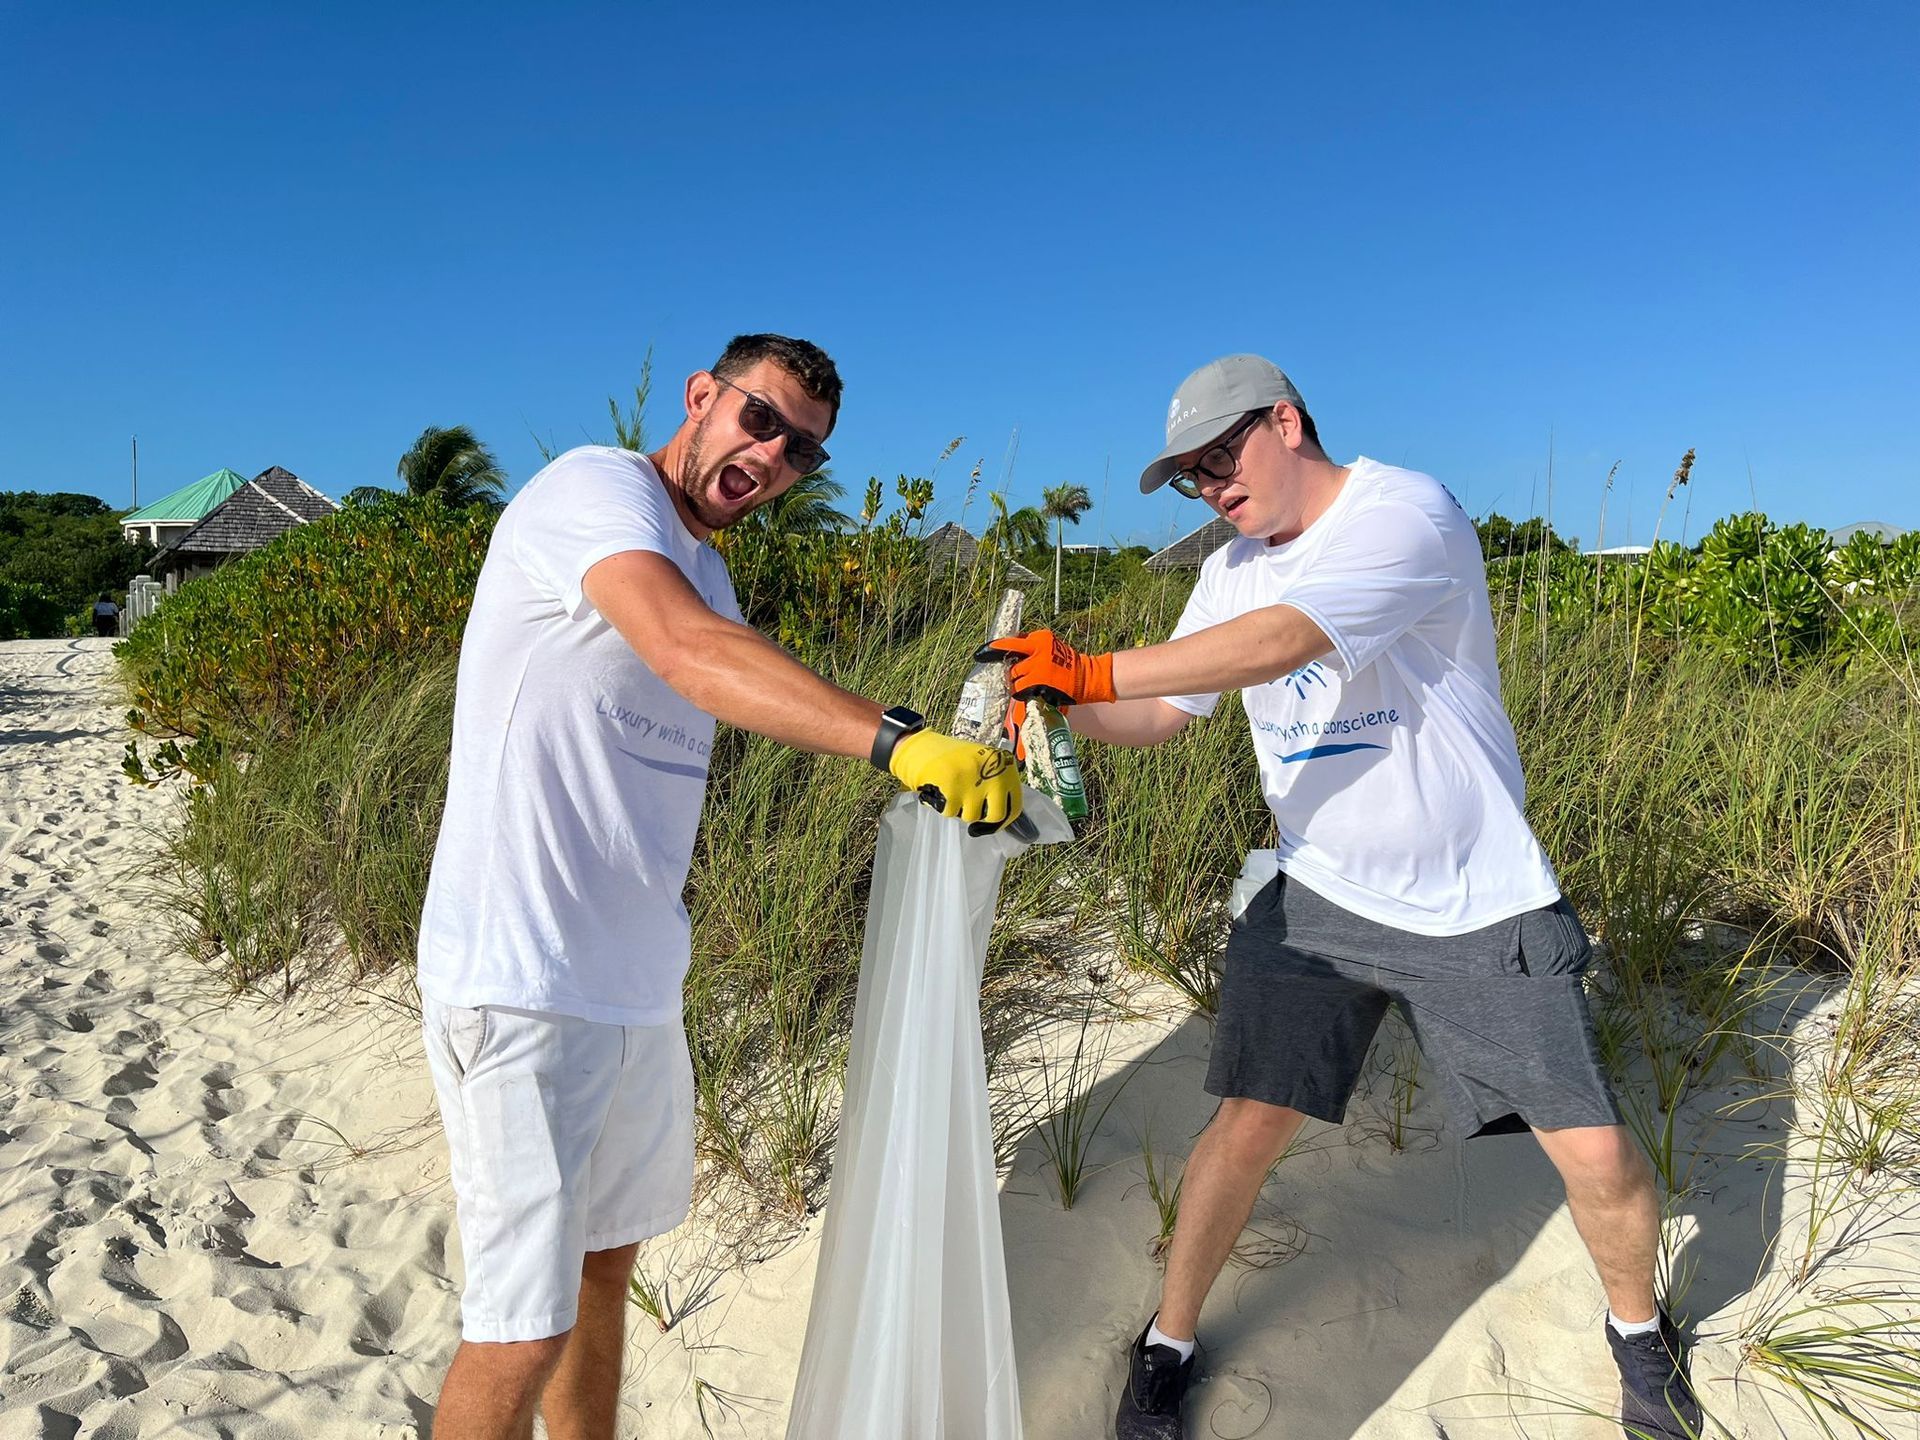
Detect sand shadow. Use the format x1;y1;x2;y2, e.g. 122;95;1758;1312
1;727;113;748
997;982;1791;1439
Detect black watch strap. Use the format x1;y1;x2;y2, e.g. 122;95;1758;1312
870;705;926;771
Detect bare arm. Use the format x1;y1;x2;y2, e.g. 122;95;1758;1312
1068;698;1197;747
1110;603;1333;700
582;550;881;758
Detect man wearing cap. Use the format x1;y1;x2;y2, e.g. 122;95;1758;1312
417;333;1022;1440
988;355;1700;1440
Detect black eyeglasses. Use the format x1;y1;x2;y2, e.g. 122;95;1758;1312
715;379;830;475
1167;410;1266;499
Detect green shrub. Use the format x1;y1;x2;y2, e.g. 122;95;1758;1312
0;578;65;640
1490;510;1918;669
118;496;494;743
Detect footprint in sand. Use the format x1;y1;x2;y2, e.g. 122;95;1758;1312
349;1275;410;1357
106;1097;157;1157
99;1238;164;1305
30;1403;82;1439
10;1285;58;1331
249;1114;304;1165
201;1067;236;1122
103;1056;158;1097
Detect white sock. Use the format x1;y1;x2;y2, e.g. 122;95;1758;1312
1608;1309;1662;1338
1145;1315;1196;1362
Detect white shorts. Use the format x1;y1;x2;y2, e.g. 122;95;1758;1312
422;996;695;1343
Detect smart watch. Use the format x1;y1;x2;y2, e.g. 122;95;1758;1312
870;705;926;771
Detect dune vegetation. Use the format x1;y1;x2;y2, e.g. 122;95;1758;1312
117;455;1920;1432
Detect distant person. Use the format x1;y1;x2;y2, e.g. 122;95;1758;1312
416;333;1022;1440
91;594;120;638
988;354;1700;1440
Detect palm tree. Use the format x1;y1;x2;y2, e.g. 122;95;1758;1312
981;498;1048;558
1041;482;1094;611
748;469;851;536
396;426;508;508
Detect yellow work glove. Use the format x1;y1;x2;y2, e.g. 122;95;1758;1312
888;729;1025;836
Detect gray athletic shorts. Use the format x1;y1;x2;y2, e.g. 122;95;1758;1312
1206;869;1622;1138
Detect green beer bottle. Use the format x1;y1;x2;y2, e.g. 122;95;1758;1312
1020;698;1089;821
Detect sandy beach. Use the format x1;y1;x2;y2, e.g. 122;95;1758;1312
1;639;453;1437
3;637;1911;1438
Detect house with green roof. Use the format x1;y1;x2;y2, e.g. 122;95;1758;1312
151;466;339;591
120;468;249;548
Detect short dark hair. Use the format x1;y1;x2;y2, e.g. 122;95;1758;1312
712;333;843;431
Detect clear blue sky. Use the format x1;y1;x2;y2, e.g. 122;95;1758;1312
3;4;1915;549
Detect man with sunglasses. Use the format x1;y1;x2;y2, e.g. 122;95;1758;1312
417;333;1022;1440
989;355;1699;1440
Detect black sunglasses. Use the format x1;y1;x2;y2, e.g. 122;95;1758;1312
1167;410;1266;499
715;379;830;475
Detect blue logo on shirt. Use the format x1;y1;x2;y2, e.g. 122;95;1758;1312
1283;662;1330;700
1277;741;1387;764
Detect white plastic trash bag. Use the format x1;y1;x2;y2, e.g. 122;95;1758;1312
786;791;1073;1440
1229;847;1279;921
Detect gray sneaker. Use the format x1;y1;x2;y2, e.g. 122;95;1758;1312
1607;1311;1703;1440
1114;1322;1194;1439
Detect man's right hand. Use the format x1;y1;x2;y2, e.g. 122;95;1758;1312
888;730;1024;835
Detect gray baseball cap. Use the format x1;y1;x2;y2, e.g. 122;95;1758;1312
1139;354;1305;493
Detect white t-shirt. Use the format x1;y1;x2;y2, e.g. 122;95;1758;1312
1165;457;1559;935
416;446;743;1024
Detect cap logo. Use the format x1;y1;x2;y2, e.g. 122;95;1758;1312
1166;397;1198;440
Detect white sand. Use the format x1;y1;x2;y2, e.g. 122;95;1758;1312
2;639;454;1437
2;637;1909;1438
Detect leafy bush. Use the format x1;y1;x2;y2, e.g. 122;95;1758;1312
0;578;65;640
118;496;495;743
1490;511;1916;671
714;473;944;662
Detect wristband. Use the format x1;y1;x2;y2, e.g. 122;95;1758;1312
869;705;926;771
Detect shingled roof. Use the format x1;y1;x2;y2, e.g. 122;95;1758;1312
1144;516;1239;570
152;467;339;574
921;522;1043;585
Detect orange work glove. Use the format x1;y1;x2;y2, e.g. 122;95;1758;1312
1004;697;1028;761
977;629;1117;709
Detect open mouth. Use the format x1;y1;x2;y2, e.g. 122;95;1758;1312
1222;494;1249;519
718;464;759;504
